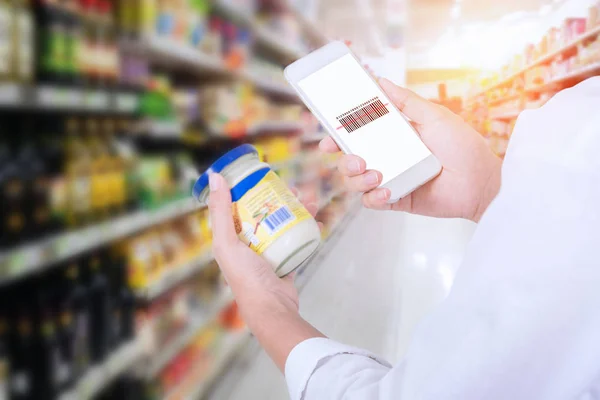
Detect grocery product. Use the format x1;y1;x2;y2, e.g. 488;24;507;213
192;144;321;276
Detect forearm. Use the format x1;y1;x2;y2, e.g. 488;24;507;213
236;291;325;371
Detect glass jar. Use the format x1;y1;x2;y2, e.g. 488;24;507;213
193;144;320;277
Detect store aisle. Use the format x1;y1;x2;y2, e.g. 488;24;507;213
209;208;477;400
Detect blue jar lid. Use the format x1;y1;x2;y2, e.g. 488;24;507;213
192;144;259;202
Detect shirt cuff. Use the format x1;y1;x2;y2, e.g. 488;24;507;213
285;337;392;400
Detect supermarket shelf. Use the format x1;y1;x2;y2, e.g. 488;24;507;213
255;26;306;61
168;330;252;400
145;291;234;379
240;71;297;98
248;120;304;134
135;250;214;302
129;35;230;77
490;110;522;121
214;0;306;61
487;93;521;108
525;61;600;93
0;83;139;113
524;25;600;74
59;339;143;400
286;2;329;46
469;25;600;100
138;120;184;138
0;198;202;285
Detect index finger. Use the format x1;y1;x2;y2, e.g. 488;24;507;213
318;136;340;153
208;174;239;252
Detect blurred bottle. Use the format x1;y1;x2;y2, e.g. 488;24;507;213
61;261;90;381
36;0;68;83
102;118;128;215
85;253;111;364
0;125;27;248
97;0;118;88
0;293;9;400
109;252;136;346
0;0;14;82
14;0;35;83
86;118;110;222
31;280;62;400
64;117;92;227
39;120;66;234
18;120;54;241
8;286;35;400
80;0;100;87
64;0;83;85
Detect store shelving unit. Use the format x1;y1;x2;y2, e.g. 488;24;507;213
59;339;144;400
468;24;600;101
0;198;201;284
165;329;252;400
135;250;214;302
525;60;600;93
144;291;234;379
0;83;140;113
0;1;362;398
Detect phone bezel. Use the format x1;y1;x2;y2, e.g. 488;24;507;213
284;41;441;202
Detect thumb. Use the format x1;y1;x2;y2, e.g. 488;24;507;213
379;78;443;125
208;173;238;253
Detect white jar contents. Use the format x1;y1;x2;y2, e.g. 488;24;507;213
192;144;321;277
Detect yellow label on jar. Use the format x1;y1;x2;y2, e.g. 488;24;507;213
233;171;311;255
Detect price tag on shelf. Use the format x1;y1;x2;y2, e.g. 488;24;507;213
85;91;109;110
115;93;138;112
0;84;21;105
78;367;103;400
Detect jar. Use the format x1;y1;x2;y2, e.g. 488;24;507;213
192;144;321;277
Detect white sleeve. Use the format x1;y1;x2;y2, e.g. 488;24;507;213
285;338;392;400
285;78;600;400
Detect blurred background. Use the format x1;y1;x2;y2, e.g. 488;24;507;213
0;0;597;399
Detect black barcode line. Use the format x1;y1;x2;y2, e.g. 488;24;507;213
336;98;389;133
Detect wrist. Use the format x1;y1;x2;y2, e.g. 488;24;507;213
472;155;502;222
235;286;299;327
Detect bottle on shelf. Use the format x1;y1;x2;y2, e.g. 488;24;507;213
64;117;92;227
8;285;35;400
0;0;14;82
85;252;111;364
61;260;90;381
64;0;84;85
0;122;27;249
0;293;9;400
39;119;66;235
109;251;136;346
36;0;69;84
31;278;63;400
14;0;35;83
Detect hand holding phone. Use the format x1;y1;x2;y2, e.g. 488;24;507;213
318;72;503;222
285;41;441;202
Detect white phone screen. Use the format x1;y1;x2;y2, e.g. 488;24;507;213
298;53;431;185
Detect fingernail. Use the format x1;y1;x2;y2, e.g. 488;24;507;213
347;159;361;173
365;171;380;185
378;189;390;201
209;174;221;191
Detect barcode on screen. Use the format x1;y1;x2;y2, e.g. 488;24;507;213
336;97;389;133
263;206;295;234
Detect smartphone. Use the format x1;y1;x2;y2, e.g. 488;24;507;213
284;41;441;202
